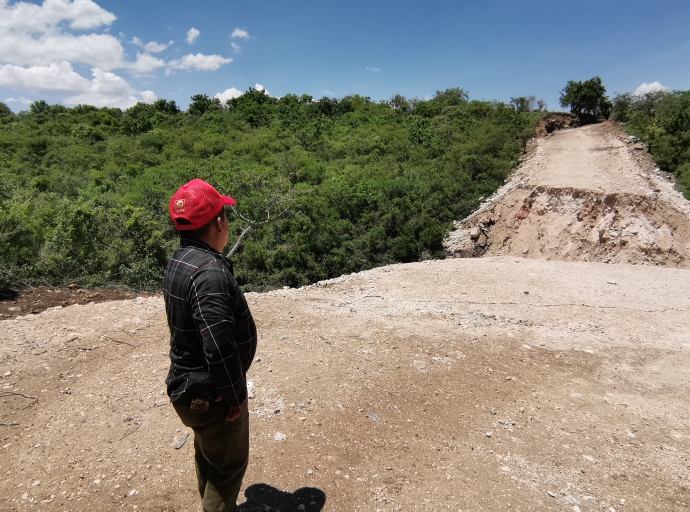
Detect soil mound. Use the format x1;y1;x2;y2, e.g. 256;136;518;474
445;122;690;267
533;113;579;138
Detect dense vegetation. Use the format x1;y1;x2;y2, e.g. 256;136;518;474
612;89;690;197
0;89;543;292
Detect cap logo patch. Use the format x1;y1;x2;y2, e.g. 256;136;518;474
175;199;186;213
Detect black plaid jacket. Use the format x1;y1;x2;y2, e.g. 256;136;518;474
162;238;257;407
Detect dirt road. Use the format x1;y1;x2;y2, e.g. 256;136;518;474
2;123;690;512
445;123;690;266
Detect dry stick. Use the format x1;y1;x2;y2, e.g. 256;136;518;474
120;421;142;440
0;391;39;409
0;391;37;400
175;432;190;449
0;422;20;427
100;335;134;347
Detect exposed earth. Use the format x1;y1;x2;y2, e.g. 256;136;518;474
2;122;690;512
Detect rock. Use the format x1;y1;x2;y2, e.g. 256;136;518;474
547;491;556;498
469;227;481;240
68;283;82;290
607;280;617;285
32;480;40;487
8;307;20;312
274;432;286;442
306;469;313;475
486;432;492;437
522;249;529;255
524;291;529;294
571;393;582;399
490;408;496;415
3;371;11;377
297;505;305;511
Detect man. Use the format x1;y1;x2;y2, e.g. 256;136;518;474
162;178;258;512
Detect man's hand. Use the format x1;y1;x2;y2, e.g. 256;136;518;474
214;396;247;422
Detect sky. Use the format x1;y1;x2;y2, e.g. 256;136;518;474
1;0;689;112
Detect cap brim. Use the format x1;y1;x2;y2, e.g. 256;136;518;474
222;195;237;206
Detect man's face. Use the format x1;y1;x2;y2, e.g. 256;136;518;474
221;208;231;248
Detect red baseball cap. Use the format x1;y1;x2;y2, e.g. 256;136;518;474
169;179;237;230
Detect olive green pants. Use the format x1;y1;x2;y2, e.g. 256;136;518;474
173;401;249;512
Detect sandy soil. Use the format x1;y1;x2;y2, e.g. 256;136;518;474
2;123;690;512
445;123;690;266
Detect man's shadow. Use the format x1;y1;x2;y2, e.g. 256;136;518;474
237;483;326;511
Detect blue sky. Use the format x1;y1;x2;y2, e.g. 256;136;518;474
1;0;688;111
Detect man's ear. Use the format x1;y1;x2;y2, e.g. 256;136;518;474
215;216;224;232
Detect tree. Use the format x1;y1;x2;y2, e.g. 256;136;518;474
153;98;180;115
390;94;410;112
510;96;535;112
187;94;221;117
559;77;612;118
217;173;293;257
0;102;14;118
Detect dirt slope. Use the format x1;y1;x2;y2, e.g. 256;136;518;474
445;123;690;266
2;123;690;512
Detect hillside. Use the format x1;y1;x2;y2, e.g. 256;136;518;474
1;123;690;511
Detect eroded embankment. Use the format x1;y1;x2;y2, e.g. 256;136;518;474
446;186;690;265
445;122;690;267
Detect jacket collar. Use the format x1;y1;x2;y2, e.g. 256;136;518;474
179;238;234;272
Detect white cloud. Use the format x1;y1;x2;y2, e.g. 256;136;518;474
254;83;270;95
62;67;156;108
215;87;243;103
5;96;32;105
634;81;671;96
0;0;117;32
132;36;173;53
231;42;241;53
187;27;200;44
167;53;232;73
0;62;154;108
139;90;157;103
0;61;92;95
231;28;249;39
127;52;166;74
366;67;381;72
323;90;335;96
0;1;232;108
0;31;127;70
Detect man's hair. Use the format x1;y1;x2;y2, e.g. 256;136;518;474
178;206;226;240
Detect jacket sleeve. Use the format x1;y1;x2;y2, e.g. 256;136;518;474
188;260;247;406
